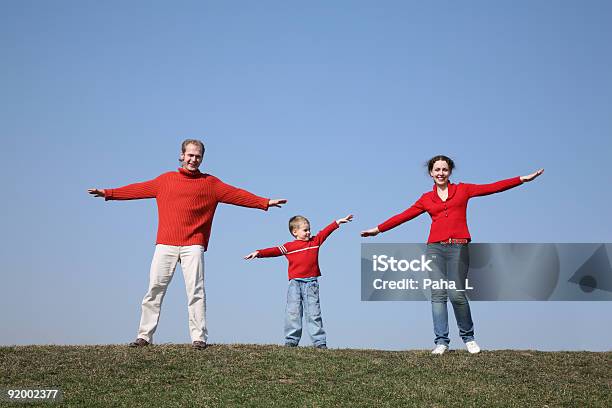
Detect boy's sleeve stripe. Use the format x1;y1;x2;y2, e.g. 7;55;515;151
279;245;287;254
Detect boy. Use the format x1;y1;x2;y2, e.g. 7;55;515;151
244;214;353;348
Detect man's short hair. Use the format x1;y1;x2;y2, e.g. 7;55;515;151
181;139;205;154
289;215;310;236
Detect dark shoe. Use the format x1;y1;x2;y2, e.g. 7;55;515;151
315;344;328;349
192;341;208;350
128;338;149;348
284;342;298;347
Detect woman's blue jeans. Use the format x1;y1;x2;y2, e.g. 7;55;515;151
426;243;474;345
284;279;326;347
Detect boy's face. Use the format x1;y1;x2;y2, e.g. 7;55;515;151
292;222;311;241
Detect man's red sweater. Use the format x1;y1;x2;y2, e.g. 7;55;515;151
105;168;269;249
257;221;339;280
378;177;523;243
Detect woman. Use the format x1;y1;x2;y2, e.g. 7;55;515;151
361;155;543;354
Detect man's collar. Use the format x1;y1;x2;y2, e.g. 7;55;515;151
178;167;202;178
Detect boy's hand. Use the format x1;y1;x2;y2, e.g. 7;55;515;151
268;199;287;208
360;227;380;237
244;251;259;260
88;188;106;197
337;214;354;225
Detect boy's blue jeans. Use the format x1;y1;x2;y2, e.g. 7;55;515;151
426;243;475;346
284;278;326;347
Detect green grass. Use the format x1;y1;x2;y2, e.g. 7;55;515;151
1;344;610;407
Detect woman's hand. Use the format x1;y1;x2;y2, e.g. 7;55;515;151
360;227;380;237
520;168;544;182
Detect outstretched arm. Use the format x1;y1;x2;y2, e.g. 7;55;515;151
212;176;285;210
247;246;286;259
467;169;544;198
88;178;159;201
362;199;426;237
315;214;354;245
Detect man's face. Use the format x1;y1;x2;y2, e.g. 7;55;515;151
180;143;203;171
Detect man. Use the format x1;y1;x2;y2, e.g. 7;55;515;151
89;139;286;349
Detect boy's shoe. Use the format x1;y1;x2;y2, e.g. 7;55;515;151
431;344;448;355
128;338;150;348
465;341;481;354
192;341;208;350
284;342;298;347
315;344;328;349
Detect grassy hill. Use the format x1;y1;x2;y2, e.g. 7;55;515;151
1;344;610;407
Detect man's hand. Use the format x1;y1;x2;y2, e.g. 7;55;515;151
337;214;354;225
361;227;380;237
268;199;287;208
244;251;259;260
88;188;106;198
520;168;544;183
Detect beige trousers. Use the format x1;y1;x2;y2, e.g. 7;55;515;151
137;244;206;343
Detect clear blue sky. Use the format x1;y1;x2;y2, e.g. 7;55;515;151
1;0;611;350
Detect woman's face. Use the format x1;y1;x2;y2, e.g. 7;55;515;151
430;160;451;187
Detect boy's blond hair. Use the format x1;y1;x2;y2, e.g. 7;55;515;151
289;215;310;236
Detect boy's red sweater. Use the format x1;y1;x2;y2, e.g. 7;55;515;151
378;177;523;243
257;221;339;280
104;167;269;249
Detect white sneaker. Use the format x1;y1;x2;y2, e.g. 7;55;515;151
431;344;449;355
465;340;481;354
